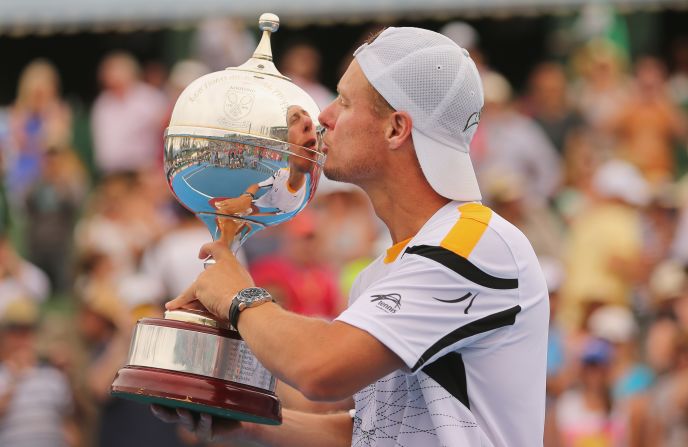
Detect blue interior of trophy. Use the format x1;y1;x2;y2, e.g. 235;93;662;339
165;133;324;250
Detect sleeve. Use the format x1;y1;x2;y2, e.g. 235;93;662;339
336;254;521;372
257;171;278;188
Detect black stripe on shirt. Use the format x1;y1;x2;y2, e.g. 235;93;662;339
404;245;519;290
422;352;470;410
411;305;522;372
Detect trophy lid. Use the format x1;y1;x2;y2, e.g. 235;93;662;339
166;13;321;148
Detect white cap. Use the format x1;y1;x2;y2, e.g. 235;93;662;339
588;305;637;343
440;21;479;49
354;27;484;201
592;159;650;207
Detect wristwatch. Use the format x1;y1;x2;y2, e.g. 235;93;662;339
229;287;274;332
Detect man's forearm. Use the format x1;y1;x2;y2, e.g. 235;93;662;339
236;302;402;401
236;303;334;393
250;409;352;447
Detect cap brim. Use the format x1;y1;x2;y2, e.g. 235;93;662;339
412;128;481;201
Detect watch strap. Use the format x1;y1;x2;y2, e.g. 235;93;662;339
229;299;242;331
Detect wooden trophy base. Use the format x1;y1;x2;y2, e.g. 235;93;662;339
112;365;282;425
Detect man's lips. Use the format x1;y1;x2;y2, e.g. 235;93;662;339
303;138;317;149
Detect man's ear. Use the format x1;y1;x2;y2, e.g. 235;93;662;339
385;111;413;149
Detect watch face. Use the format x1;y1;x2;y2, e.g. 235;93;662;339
239;287;270;305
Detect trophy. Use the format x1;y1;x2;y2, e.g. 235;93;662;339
110;13;324;425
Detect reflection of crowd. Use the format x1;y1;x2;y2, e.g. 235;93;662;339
0;16;687;447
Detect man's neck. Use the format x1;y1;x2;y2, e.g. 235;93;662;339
364;179;450;244
287;170;306;192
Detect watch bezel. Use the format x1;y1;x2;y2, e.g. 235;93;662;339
229;287;274;333
236;287;272;307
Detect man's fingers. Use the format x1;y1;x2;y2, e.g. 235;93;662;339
176;408;197;432
166;282;197;310
150;404;180;424
198;240;233;263
196;413;214;441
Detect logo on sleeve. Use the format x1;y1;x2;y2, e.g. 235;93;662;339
371;293;402;314
433;292;479;314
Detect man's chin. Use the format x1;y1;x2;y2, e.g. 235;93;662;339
323;166;345;182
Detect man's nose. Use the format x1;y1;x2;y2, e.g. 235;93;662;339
303;115;313;133
318;102;334;131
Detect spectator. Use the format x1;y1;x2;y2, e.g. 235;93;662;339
483;169;565;259
610;56;686;183
0;298;78;447
0;59;72;201
588;305;653;446
668;37;688;110
24;148;87;293
91;52;168;174
76;253;187;447
555;338;624;447
556;128;605;221
75;173;163;280
141;202;210;299
250;210;343;319
648;260;688;331
645;321;688;447
560;160;648;329
477;70;562;204
571;39;631;133
279;40;335;110
0;237;50;316
193;18;256;72
523;62;584;153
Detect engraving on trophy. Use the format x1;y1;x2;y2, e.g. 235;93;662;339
189;74;233;103
224;87;256;121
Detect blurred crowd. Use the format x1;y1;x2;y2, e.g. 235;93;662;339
0;14;687;447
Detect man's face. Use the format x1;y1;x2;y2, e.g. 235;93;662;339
318;60;389;185
287;105;318;173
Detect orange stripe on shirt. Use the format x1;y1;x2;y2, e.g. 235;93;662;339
384;236;413;264
440;203;492;259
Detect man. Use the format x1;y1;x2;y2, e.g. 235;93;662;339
154;27;549;446
0;299;78;447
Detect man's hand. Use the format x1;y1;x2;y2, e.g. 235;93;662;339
151;405;354;447
213;195;253;216
150;405;253;443
166;241;255;320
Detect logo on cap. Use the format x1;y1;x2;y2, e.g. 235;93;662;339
463;109;481;132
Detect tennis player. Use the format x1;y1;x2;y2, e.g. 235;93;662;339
155;26;549;447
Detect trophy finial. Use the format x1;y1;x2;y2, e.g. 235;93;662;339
259;13;280;33
253;13;280;62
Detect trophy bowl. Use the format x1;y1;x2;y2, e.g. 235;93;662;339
110;13;325;425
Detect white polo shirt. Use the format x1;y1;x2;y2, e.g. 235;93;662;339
254;168;308;214
336;201;549;447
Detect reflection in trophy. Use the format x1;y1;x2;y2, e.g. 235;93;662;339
110;13;324;425
212;105;318;220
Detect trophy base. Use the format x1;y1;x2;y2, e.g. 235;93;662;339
111;365;282;425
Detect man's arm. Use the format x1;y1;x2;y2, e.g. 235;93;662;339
276;381;353;414
237;304;401;401
153;406;353;447
167;241;404;401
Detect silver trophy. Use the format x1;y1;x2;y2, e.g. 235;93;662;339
111;13;324;425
